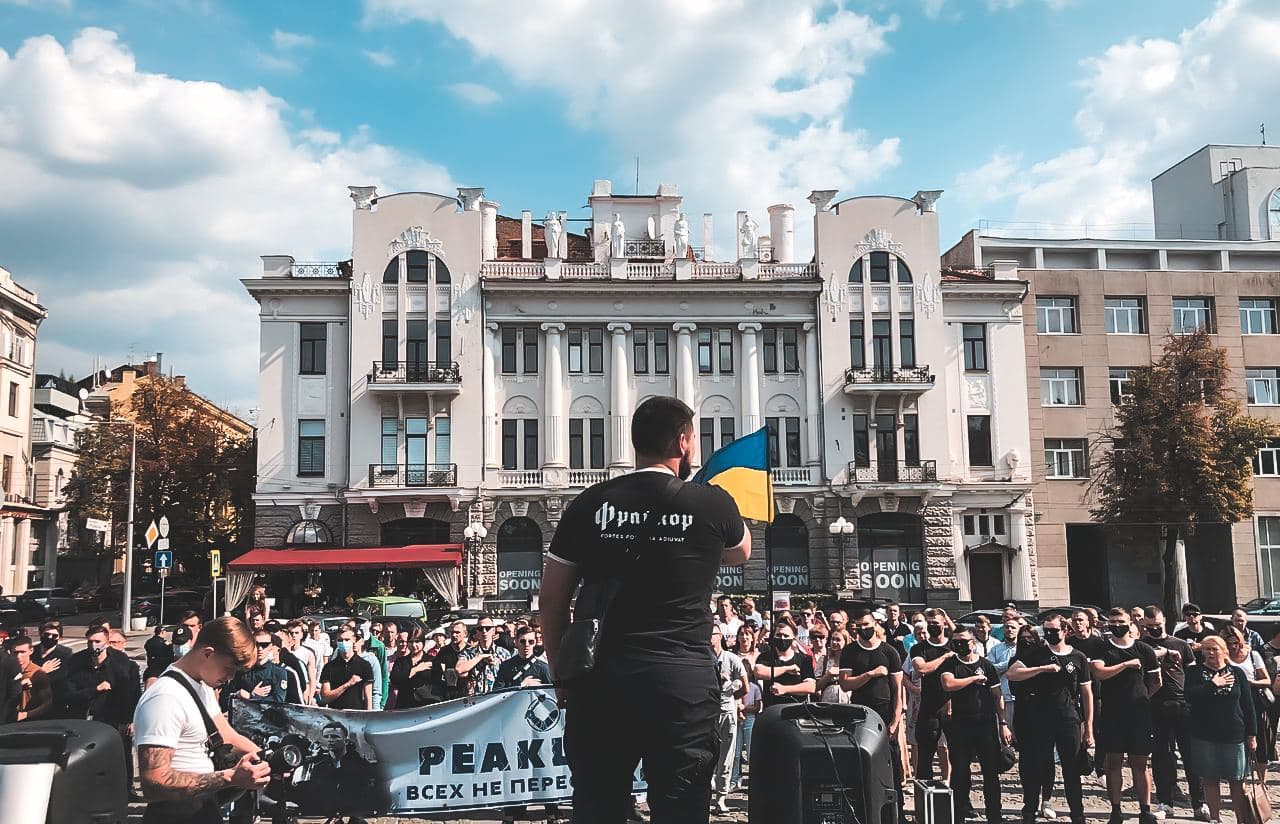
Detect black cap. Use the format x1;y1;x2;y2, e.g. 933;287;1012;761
1002;601;1018;611
1182;602;1202;615
264;620;282;633
171;626;192;646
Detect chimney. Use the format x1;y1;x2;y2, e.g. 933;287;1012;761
521;210;532;259
156;352;163;373
174;375;186;389
767;204;795;263
702;213;714;261
480;201;500;260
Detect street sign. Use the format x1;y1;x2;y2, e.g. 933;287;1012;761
154;549;174;570
157;537;170;551
85;517;110;532
158;515;170;538
210;549;221;578
144;521;159;549
158;567;170;579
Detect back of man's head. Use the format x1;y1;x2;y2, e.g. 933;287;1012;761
631;396;694;458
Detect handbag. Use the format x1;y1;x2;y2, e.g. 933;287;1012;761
556;475;683;685
1243;777;1274;824
1257;686;1277;709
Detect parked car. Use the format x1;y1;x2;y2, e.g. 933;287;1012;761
1035;604;1101;623
0;597;23;635
17;588;79;618
355;595;429;621
133;589;204;626
73;584;120;611
955;609;1030;629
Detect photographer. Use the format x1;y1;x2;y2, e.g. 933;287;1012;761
133;616;269;824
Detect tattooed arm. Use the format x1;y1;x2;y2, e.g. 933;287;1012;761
138;745;270;801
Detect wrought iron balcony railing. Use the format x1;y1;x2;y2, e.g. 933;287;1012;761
844;365;935;386
368;463;458;488
848;460;938;484
368;361;462;385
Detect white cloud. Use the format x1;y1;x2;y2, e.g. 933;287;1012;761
363;48;395;68
272;30;314;50
921;0;947;19
952;0;1280;232
0;0;72;8
254;51;299;73
0;28;456;405
363;0;901;259
445;81;500;106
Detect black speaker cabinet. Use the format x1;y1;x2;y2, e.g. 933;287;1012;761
748;702;897;824
0;719;127;823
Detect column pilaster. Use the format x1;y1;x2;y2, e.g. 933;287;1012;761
541;323;567;468
673;323;697;408
803;322;821;468
483;322;499;470
607;323;632;468
738;323;762;434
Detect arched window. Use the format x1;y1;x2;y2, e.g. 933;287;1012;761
383;258;399;284
850;252;912;284
767;514;811;590
496;517;543;596
857;512;925;604
285;519;333;547
381;517;451;546
497;517;542;554
1270;188;1280;240
383;252;452;284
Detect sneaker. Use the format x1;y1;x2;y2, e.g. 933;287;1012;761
1151;805;1168;821
1195;804;1211;822
1108;809;1125;824
1041;803;1058;820
1139;811;1158;824
716;798;731;813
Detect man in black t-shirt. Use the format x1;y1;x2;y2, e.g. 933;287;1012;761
910;608;954;781
541;397;750;824
432;622;470;701
1138;605;1203;817
319;627;374;710
1091;608;1162;824
1009;614;1093;824
841;610;905;810
881;602;912;659
940;628;1009;824
1173;603;1215;656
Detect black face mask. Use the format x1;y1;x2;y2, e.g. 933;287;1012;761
1145;624;1164;637
1043;627;1062;644
40;635;57;647
856;626;877;641
1108;624;1129;638
770;637;793;653
926;623;944;639
951;640;971;655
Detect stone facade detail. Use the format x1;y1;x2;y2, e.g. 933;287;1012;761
1023;492;1039;599
923;499;957;590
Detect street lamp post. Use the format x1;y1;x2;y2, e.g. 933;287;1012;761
462;521;488;607
828;516;854;598
84;420;138;630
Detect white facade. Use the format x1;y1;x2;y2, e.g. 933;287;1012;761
1152;144;1280;241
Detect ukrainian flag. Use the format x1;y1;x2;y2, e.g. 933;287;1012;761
692;426;774;522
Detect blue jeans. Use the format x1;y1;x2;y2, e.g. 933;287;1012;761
732;713;757;786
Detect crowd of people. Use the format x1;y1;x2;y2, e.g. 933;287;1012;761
708;595;1280;824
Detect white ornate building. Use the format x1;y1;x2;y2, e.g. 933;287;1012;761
243;180;1038;613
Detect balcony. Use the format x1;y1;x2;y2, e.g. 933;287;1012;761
290;261;346;278
568;469;609;487
771;466;817;486
368;463;458;488
367;362;461;393
848;460;939;484
497;470;543;488
843;365;935;395
758;262;818;280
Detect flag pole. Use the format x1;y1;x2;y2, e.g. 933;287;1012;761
764;426;775;617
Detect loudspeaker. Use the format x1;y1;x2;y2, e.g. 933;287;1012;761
748;702;897;824
0;719;127;823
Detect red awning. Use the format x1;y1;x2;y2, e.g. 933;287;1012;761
228;544;463;572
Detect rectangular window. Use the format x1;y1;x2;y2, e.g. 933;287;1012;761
1255;440;1280;477
903;414;919;466
700;417;715;462
967;415;992;467
720;417;736;448
718;328;733;374
782;327;799;373
1105;297;1146;334
299;323;327;375
869;251;890;283
588;328;604;374
766;417;780;469
434;417;451;466
1241;298;1278;335
406;252;428;283
567;328;583;374
501;328;517;373
380;418;397;466
849;320;865;369
522;328;538;374
653;329;670;374
852;415;869;468
962;324;987;372
435;319;451;364
763;328;778;374
634;329;649;374
569;419;584;469
1172;297;1214;334
1259;517;1280;597
1;456;11;494
405;417;427;471
785;417;801;467
6;383;16;418
1036;296;1078;334
1045;438;1088;479
298;420;325;476
523;419;539;470
1109;368;1135;405
872;318;892;372
1040;367;1083;406
407;320;429;371
899;319;916;369
501;419;518;470
589;418;605;469
1247;368;1280;405
697;329;713;374
569;417;606;471
382;319;398;368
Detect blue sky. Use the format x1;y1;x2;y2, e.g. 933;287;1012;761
0;0;1272;410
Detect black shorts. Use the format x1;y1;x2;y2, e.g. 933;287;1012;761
1097;705;1153;756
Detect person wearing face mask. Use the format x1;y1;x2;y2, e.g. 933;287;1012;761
66;625;143;795
133;616;269;824
940;628;1011;824
1138;605;1204;820
32;619;72;716
144;623;175;689
754;625;816;707
1009;615;1093;824
841;610;905;812
541;397;751;823
911;608;956;782
1091;607;1163;824
320;627;374;710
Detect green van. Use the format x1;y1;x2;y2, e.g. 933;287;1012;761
355;595;428;620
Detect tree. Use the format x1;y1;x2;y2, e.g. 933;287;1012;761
62;375;255;580
1092;330;1276;619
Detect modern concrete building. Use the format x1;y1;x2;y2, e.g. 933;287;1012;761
1152;145;1280;241
243;181;1038;614
30;375;89;587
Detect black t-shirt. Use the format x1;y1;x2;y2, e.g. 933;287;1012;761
883;623;912;659
840;641;902;724
1067;634;1103;659
432;643;467;700
320;655;374;710
1138;634;1193;700
1174;624;1215;646
756;647;815;707
912;640;953;716
1014;644;1090;719
941;656;999;720
1093;640;1160;710
390;652;437;708
548;471;744;662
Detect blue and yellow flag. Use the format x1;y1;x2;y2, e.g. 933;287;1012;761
692;426;774;522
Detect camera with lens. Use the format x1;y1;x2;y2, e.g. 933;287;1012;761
260;734;307;776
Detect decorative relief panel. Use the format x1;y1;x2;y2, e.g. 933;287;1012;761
353;272;381;320
965;375;990;412
389;226;444;258
854;228;905;256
